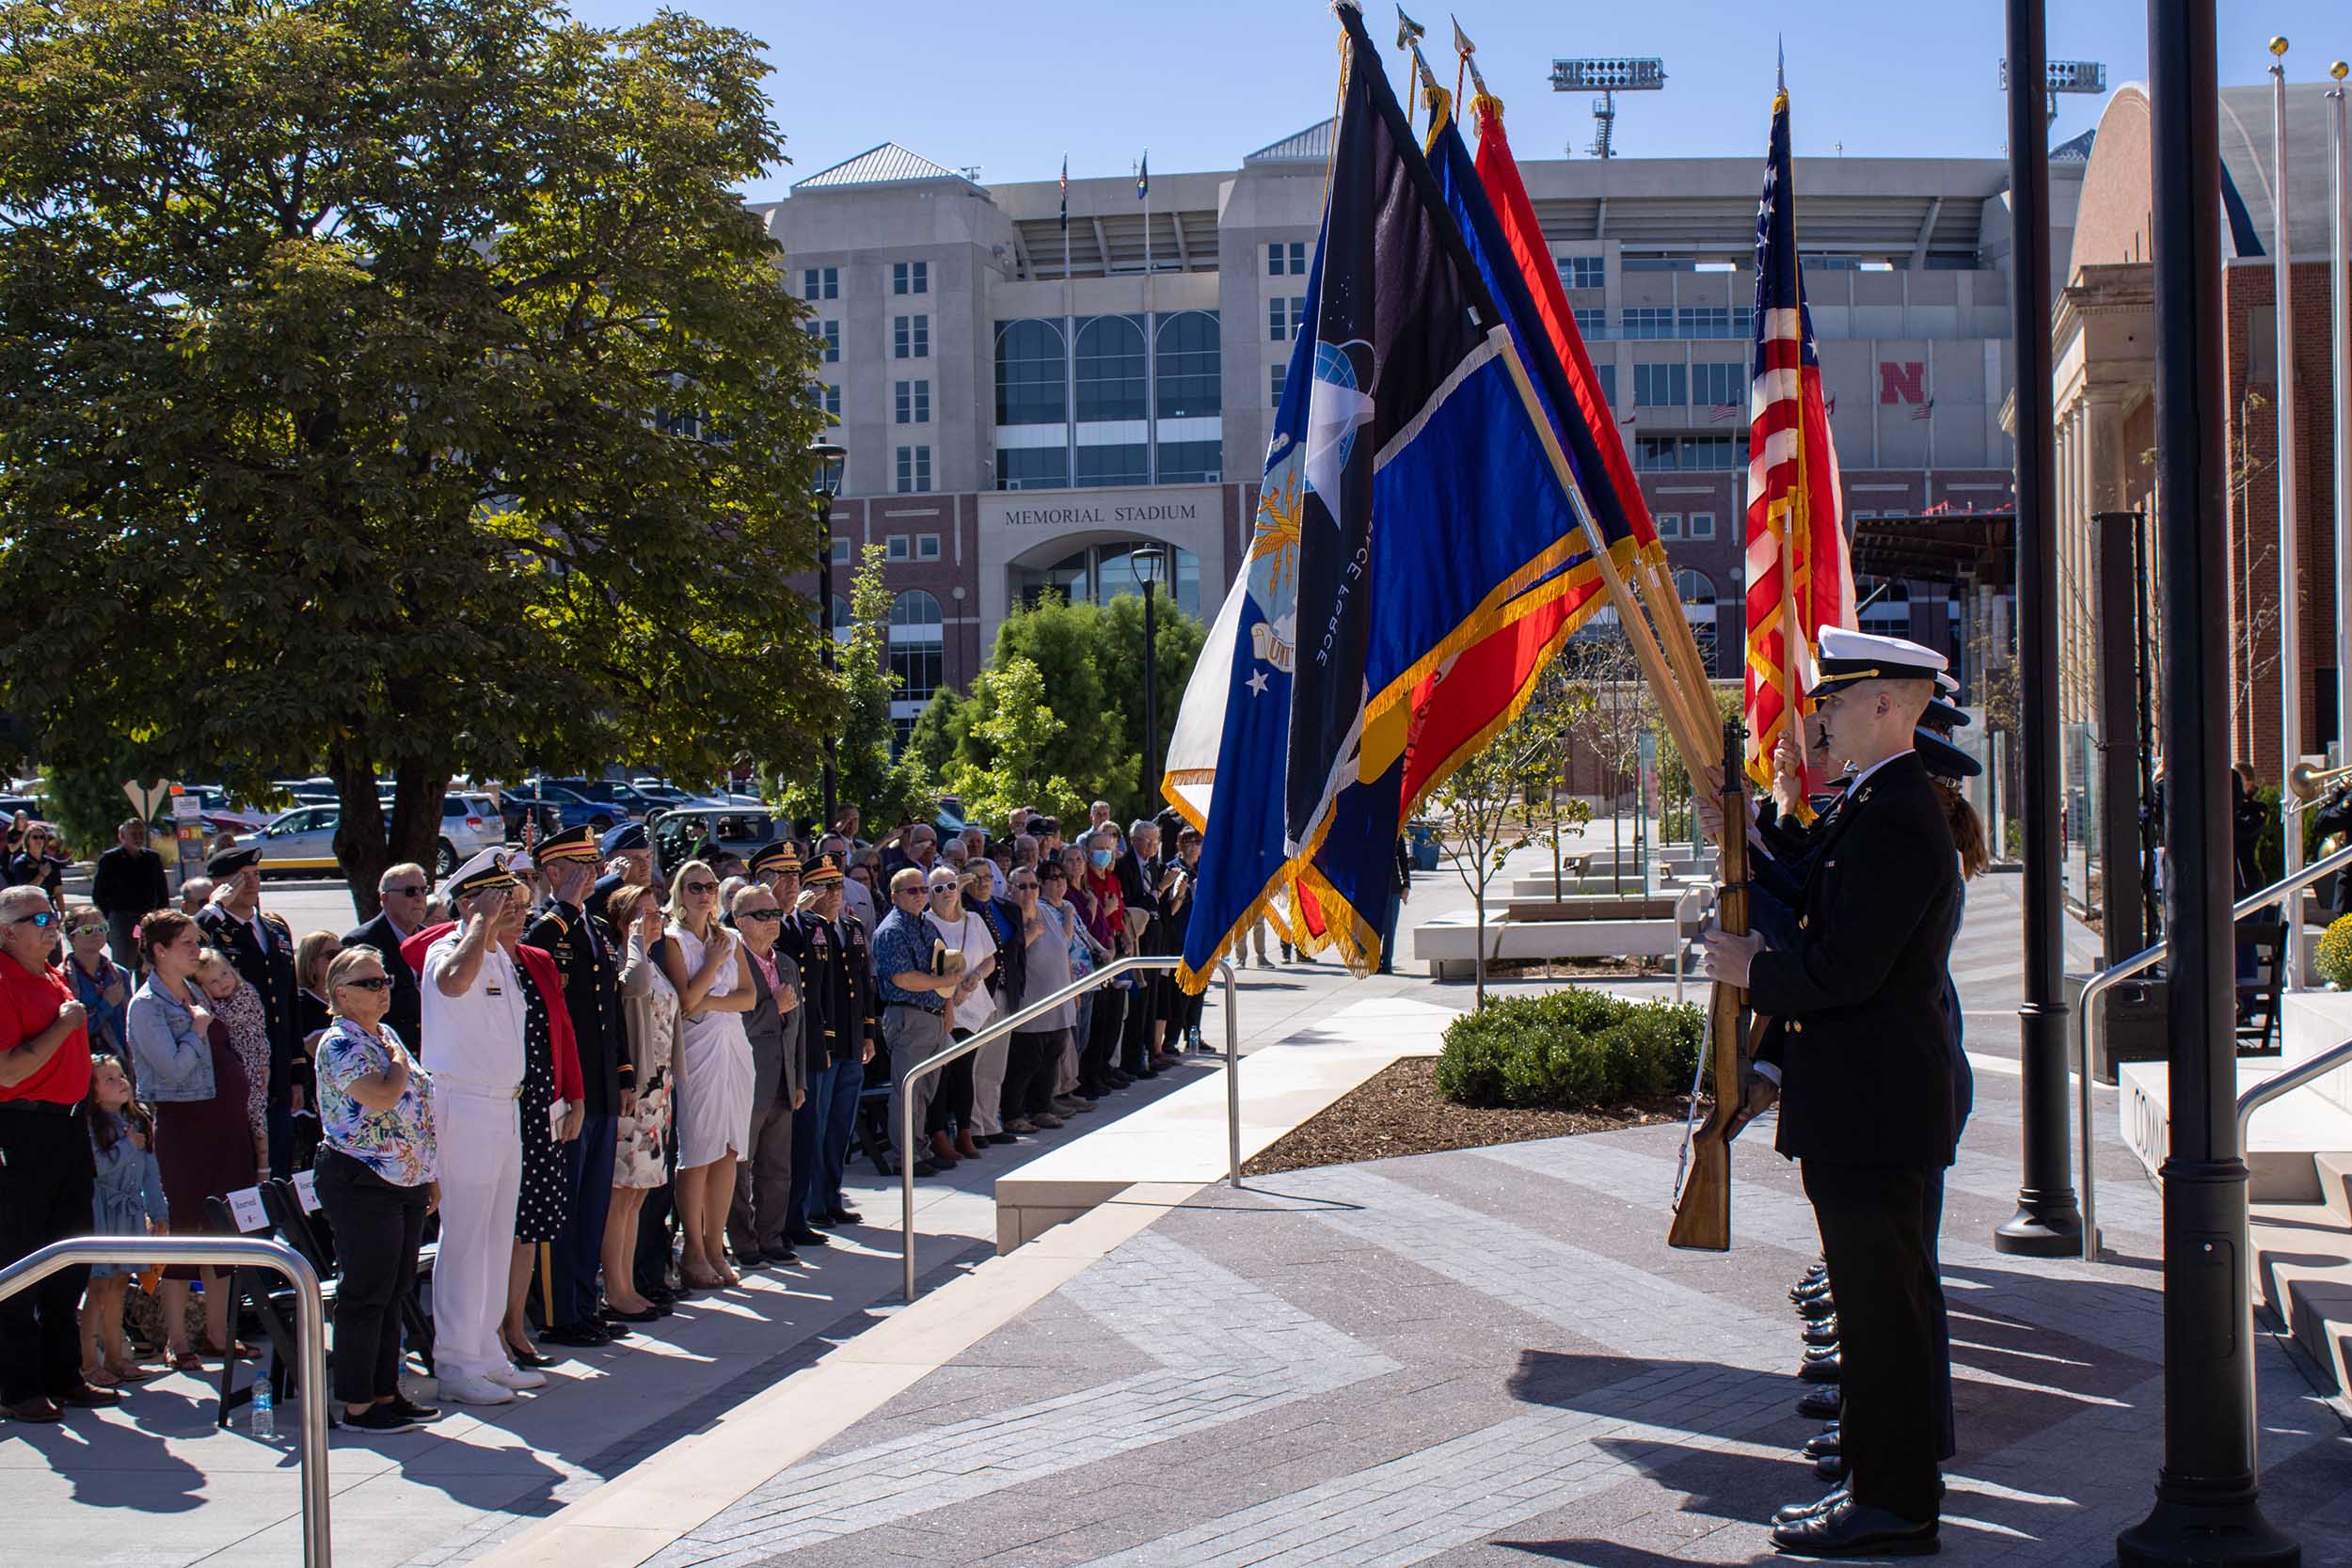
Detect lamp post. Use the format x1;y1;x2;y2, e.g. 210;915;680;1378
2115;1;2301;1560
1128;546;1168;807
811;441;848;832
1997;0;2083;1258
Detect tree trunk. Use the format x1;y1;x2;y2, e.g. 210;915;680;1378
1472;863;1487;1010
330;745;448;924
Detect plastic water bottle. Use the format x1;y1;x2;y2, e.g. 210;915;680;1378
251;1379;276;1440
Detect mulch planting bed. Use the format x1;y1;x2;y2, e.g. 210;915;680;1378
1241;1055;1695;1176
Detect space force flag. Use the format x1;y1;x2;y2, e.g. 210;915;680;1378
1175;2;1594;986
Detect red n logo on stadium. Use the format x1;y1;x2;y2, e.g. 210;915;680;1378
1878;361;1925;404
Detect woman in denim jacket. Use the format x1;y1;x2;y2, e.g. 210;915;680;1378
125;909;262;1366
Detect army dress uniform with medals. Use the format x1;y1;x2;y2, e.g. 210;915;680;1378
1740;629;1963;1555
526;826;630;1345
196;846;305;1175
787;853;873;1232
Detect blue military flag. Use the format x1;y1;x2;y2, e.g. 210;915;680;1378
1136;151;1148;200
1173;3;1594;981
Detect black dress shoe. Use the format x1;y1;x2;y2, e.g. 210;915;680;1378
56;1383;122;1409
986;1132;1021;1146
1795;1280;1834;1307
1802;1426;1842;1461
804;1212;838;1229
602;1305;662;1324
828;1207;864;1226
913;1159;944;1177
785;1225;830;1247
1802;1316;1840;1347
1796;1386;1842;1420
767;1247;801;1267
1799;1293;1836;1321
1769;1497;1937;1557
1800;1350;1842;1385
1772;1486;1850;1526
1790;1268;1829;1302
539;1324;607;1350
1815;1453;1849;1482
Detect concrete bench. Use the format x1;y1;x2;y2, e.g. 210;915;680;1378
1411;910;1684;982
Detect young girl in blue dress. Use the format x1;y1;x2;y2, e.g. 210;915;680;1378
84;1054;168;1386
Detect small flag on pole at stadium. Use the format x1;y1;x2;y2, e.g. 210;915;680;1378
1911;397;1934;421
1709;403;1738;423
1058;155;1069;230
1136;151;1148;200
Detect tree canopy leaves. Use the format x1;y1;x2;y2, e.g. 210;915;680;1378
0;0;828;912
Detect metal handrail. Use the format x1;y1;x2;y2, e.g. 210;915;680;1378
2235;1037;2352;1418
2072;838;2352;1261
0;1235;331;1565
898;955;1239;1301
1672;883;1711;1010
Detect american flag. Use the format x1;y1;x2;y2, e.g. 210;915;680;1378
1910;397;1934;422
1708;402;1739;423
1743;76;1855;797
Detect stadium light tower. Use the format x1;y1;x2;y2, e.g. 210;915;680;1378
2000;57;2108;125
1550;56;1667;159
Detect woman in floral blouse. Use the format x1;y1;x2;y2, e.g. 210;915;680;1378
311;944;441;1434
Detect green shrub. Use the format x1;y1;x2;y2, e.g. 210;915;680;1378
1436;990;1704;1112
2318;914;2352;990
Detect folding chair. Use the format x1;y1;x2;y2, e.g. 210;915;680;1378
2233;915;2287;1055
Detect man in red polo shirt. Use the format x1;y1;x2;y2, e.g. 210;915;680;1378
0;883;117;1422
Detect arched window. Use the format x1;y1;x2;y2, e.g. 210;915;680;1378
1153;311;1221;420
1074;315;1148;422
1859;580;1912;637
832;594;852;642
1010;542;1202;620
1675;569;1720;675
994;319;1066;426
889;590;945;714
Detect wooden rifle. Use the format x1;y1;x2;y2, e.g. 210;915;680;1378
1668;715;1750;1252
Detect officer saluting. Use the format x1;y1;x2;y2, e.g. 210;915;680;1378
524;826;629;1347
1700;626;1963;1559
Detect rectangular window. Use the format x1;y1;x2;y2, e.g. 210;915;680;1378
808;382;840;420
1621;307;1674;340
808;319;840;363
1679;306;1737;339
1634;436;1679;471
1289;242;1307;275
1267;242;1283;277
1686;511;1717;539
1574;308;1609;340
1267;297;1287;341
1566;256;1605;290
1692;362;1744;408
1682;435;1737;469
1594;364;1615;406
1270;363;1285;407
830;537;851;564
892;260;929;295
1633;363;1687;407
1656;513;1682;539
1155;439;1222;484
997;447;1069;490
893;314;929;359
893;445;932;494
894;379;930;424
1267;241;1306;276
802;266;837;301
1073;443;1149;488
916;532;942;561
884;533;910;561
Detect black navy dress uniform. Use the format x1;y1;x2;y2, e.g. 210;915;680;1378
196;846;304;1176
524;825;629;1342
1744;631;1963;1542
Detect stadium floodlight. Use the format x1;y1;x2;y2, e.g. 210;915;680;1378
1550;56;1667;160
2000;58;2108;124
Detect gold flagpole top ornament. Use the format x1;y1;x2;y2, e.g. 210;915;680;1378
1452;14;1496;115
2330;59;2347;82
2269;35;2289;57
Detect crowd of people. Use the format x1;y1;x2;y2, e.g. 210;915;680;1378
0;798;1215;1433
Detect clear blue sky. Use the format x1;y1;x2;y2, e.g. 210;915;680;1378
564;0;2348;201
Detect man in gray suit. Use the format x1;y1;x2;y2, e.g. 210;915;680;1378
724;882;804;1268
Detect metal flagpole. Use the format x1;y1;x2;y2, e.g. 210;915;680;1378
2115;1;2301;1560
2330;62;2350;769
2273;40;2306;992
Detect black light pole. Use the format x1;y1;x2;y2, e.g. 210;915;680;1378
1129;547;1167;807
2116;1;2300;1561
812;441;848;834
1996;0;2084;1258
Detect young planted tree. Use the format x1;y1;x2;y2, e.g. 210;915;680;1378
943;657;1079;825
1561;622;1657;895
0;0;829;917
1428;680;1593;1009
775;546;930;832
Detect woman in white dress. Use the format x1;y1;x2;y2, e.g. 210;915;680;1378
606;885;678;1318
658;860;755;1290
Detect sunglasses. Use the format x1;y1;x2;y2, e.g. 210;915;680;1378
384;885;427;899
338;975;395;991
685;880;720;895
9;911;57;929
69;922;106;937
737;909;782;923
928;884;958;895
1011;881;1039;891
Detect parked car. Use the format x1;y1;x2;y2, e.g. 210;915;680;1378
251;804;342;874
437;792;505;874
533;776;660;821
494;784;608;839
647;805;781;882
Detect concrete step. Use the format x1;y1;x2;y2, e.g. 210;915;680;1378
2278;990;2352;1117
2119;1057;2352;1203
2250;1200;2352;1399
2322;1150;2352;1231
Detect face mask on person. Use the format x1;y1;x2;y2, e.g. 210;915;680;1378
1089;848;1114;869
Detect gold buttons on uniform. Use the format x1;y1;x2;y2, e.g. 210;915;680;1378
1788;1021;1804;1034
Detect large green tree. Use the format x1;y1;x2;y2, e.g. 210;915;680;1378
915;593;1204;828
0;0;828;916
